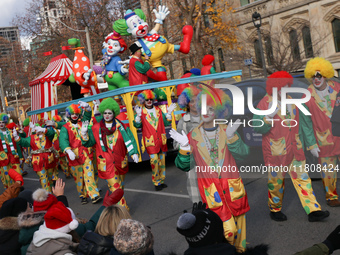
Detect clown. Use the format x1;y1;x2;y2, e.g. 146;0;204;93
59;101;101;204
201;55;216;75
81;98;139;209
331;90;340;137
113;6;193;82
300;57;340;207
100;31;129;90
253;71;330;222
170;89;249;252
175;86;201;203
0;113;23;188
134;90;176;190
13;123;56;192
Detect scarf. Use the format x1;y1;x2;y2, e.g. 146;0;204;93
0;129;17;155
100;51;113;76
144;33;160;42
99;119;116;151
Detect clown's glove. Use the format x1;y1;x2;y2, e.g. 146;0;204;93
83;69;92;85
34;126;46;134
118;59;130;65
310;147;320;158
81;121;89;137
169;129;189;149
153;5;170;24
12;128;19;140
132;154;139;163
120;65;129;75
93;101;100;115
192;201;207;213
66;149;76;161
166;103;176;119
29;122;35;130
45;120;55;127
78;100;91;111
226;119;241;139
266;101;279;119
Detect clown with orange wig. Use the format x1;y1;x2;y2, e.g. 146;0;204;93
171;88;250;252
300;57;340;207
253;71;329;222
59;101;101;205
134;89;176;191
0;113;23;188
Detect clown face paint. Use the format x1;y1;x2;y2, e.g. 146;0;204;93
189;96;198;116
312;72;326;90
126;15;149;38
0;121;6;130
71;114;79;121
103;110;114;122
201;106;215;124
106;39;121;56
145;99;153;109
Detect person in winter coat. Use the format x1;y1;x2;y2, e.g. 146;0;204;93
78;204;131;255
26;201;79;254
0;168;23;209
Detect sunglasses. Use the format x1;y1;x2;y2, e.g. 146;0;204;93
146;99;153;102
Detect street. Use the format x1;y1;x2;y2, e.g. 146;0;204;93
1;151;339;255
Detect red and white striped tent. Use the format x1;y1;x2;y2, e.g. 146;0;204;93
29;54;73;122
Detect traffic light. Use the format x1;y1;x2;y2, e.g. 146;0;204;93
4;97;7;106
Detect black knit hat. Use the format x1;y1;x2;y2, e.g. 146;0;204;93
129;43;142;54
0;197;28;219
177;209;225;247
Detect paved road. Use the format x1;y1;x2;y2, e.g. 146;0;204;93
1;152;339;255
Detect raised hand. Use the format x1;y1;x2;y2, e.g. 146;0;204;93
169;128;189;147
152;5;170;24
226;119;241;139
78;100;91;111
81;121;89;136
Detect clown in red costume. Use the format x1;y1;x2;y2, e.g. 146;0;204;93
201;55;216;75
134;90;176;190
300;57;340;207
253;71;329;222
171;89;249;252
113;6;193;82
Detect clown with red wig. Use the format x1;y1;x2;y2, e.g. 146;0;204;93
300;57;340;207
0;113;24;189
134;89;176;191
201;54;216;75
59;101;101;205
100;31;129;90
171;88;250;252
253;71;329;222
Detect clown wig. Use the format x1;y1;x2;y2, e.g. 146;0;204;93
304;57;334;79
202;55;215;66
138;90;156;104
197;88;233;119
113;9;146;36
178;86;201;109
266;71;293;95
23;118;30;127
99;98;120;117
0;113;9;123
103;31;127;54
52;115;62;122
65;104;82;117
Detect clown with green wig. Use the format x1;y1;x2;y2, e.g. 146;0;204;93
59;101;102;205
300;57;340;207
134;89;176;191
13;120;56;193
0;113;24;188
170;89;250;252
113;5;193;82
80;98;139;209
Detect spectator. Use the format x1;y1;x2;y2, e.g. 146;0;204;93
0;168;24;209
78;203;131;255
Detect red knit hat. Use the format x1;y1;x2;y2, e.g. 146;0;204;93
202;55;214;66
32;189;58;212
44;201;79;233
266;71;293;95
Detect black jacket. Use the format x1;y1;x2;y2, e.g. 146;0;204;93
78;231;114;255
0;216;21;255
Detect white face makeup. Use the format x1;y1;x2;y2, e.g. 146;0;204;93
145;99;153;108
312;72;326;89
0;121;6;130
201;106;215;123
106;39;121;56
189;96;198;115
126;15;149;38
103;110;114;122
71;114;79;121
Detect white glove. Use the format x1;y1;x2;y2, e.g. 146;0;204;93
93;100;100;115
266;102;279;119
34;126;46;134
83;69;92;85
310;147;320;158
66;149;76;161
167;103;176;114
78;100;91;111
226;119;242;139
81;121;89;136
45;120;55;127
169;128;189;148
12;128;19;140
29;122;35;130
132;154;139;163
153;5;170;24
120;65;129;75
118;59;130;65
135;106;142;117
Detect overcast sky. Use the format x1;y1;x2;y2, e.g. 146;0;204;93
0;0;31;27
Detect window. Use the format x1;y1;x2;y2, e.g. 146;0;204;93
182;59;187;73
218;48;225;71
264;36;273;66
254;39;262;66
289;29;300;61
302;26;313;58
240;0;250;6
332;19;340;52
